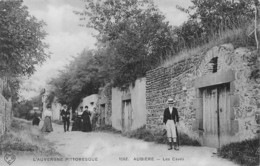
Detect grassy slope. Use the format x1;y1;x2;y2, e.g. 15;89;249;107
0;118;61;157
161;25;256;68
218;137;260;166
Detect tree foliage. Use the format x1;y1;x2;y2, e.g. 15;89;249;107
189;0;254;34
49;0;257;108
174;0;255;49
0;1;49;105
12;95;42;120
48;49;108;109
0;1;49;77
77;0;175;87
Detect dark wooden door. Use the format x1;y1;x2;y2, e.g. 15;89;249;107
202;83;231;148
203;87;218;147
218;84;231;146
122;100;132;132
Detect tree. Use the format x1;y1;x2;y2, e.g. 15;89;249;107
172;20;205;49
0;1;49;77
77;0;175;88
184;0;255;37
48;49;108;110
12;95;42;119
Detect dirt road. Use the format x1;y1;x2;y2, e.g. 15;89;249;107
44;123;238;166
1;123;238;166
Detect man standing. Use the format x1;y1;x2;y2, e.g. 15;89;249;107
163;98;179;150
60;105;70;132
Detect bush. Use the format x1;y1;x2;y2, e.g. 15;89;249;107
218;138;260;166
0;133;39;151
125;126;201;146
95;125;121;134
95;124;201;146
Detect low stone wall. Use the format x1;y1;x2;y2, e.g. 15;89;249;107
146;44;260;145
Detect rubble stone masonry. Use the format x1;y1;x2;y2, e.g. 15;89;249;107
97;83;112;126
146;44;260;142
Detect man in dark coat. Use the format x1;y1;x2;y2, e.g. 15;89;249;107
82;106;92;132
163;98;179;150
60;105;70;132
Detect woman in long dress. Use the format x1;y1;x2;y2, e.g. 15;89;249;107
72;106;83;131
41;107;53;132
82;106;92;132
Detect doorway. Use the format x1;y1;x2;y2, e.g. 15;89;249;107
122;100;133;132
201;83;231;147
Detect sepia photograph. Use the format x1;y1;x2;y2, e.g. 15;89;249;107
0;0;260;166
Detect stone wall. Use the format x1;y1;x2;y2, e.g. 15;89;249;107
146;44;260;144
96;83;112;126
146;56;202;131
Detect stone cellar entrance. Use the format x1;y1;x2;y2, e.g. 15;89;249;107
200;83;231;148
122;99;133;132
195;69;236;148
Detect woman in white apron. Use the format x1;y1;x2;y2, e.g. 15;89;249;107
41;106;53;132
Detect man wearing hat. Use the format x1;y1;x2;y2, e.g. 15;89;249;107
60;105;70;132
163;98;179;150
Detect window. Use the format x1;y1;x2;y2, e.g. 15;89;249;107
209;57;218;73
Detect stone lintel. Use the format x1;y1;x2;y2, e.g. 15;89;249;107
122;93;131;101
195;69;235;88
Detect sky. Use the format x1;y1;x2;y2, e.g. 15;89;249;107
19;0;192;100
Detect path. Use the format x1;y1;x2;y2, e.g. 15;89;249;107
0;122;238;166
43;123;238;166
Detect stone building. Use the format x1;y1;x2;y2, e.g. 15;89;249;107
74;94;99;123
146;44;260;148
82;94;99;113
96;84;112;127
97;78;147;132
0;78;12;135
111;78;146;132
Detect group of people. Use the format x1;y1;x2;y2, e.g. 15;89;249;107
33;104;98;133
71;105;93;132
59;104;96;132
34;97;180;151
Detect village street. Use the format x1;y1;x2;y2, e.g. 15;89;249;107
5;123;237;166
